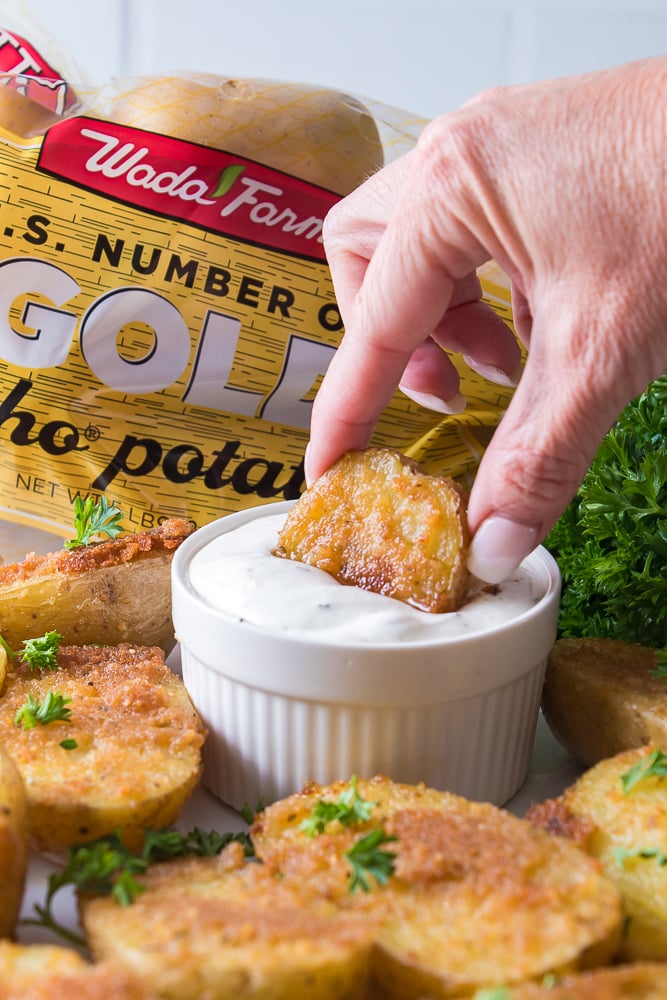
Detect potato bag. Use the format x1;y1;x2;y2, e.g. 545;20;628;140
0;15;517;538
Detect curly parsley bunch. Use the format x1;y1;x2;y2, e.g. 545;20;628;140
546;375;667;656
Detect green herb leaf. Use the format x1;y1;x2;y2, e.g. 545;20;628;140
14;691;72;729
19;630;63;672
300;775;377;837
612;844;667;868
621;748;667;794
545;376;667;651
345;828;397;893
23;821;254;945
0;634;16;661
65;495;124;549
59;738;78;750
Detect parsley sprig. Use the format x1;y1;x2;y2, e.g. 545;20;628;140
300;775;376;836
19;630;63;671
346;829;398;893
299;776;397;892
14;690;72;729
613;844;667;868
546;375;667;657
621;747;667;793
24;825;254;948
65;496;124;549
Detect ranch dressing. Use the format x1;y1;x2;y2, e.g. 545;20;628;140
188;513;542;644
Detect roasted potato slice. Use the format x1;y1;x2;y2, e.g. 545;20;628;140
527;745;667;962
0;643;205;851
253;776;622;997
0;745;29;939
273;448;471;613
81;841;375;1000
0;518;193;653
0;941;152;999
492;962;667;999
109;73;384;196
541;638;667;767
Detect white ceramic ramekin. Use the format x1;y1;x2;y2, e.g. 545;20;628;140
172;500;560;812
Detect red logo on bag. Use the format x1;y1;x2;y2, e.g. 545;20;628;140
38;117;340;263
0;27;73;114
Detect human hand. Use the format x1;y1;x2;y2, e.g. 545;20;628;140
306;57;667;583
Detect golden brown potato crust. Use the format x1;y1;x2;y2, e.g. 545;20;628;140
541;638;667;767
0;941;152;1000
0;518;193;652
82;842;375;1000
0;746;29;939
274;448;471;613
83;776;622;999
504;962;667;999
253;776;622;996
0;518;193;584
528;746;667;964
0;643;205;851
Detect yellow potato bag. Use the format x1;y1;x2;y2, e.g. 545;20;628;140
0;20;515;537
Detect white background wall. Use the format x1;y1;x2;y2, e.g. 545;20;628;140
14;0;667;120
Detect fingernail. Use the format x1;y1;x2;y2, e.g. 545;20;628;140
463;358;523;388
467;516;539;584
399;385;467;414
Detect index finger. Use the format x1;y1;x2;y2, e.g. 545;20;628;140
307;142;489;482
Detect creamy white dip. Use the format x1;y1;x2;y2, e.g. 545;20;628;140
188;513;542;644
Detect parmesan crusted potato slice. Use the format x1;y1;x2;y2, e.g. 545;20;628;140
0;518;193;653
496;962;667;999
108;74;384;196
273;448;471;613
0;941;152;1000
0;745;29;939
81;841;375;1000
528;745;667;963
252;776;622;996
0;643;205;851
541;637;667;767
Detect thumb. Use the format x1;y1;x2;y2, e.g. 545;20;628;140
465;328;635;583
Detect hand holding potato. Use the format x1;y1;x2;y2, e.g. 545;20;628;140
307;57;667;584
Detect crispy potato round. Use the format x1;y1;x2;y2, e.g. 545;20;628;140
498;962;667;999
253;776;622;997
529;746;667;963
0;745;29;939
81;842;375;1000
0;518;193;654
541;638;667;767
109;73;384;196
0;643;205;851
274;448;471;613
0;941;151;1000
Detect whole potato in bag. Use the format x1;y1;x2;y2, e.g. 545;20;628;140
108;72;385;195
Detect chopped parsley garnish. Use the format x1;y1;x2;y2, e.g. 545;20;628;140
24;825;254;947
300;775;376;837
621;748;667;794
345;828;397;893
65;495;124;549
19;630;63;671
14;691;72;729
613;844;667;868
